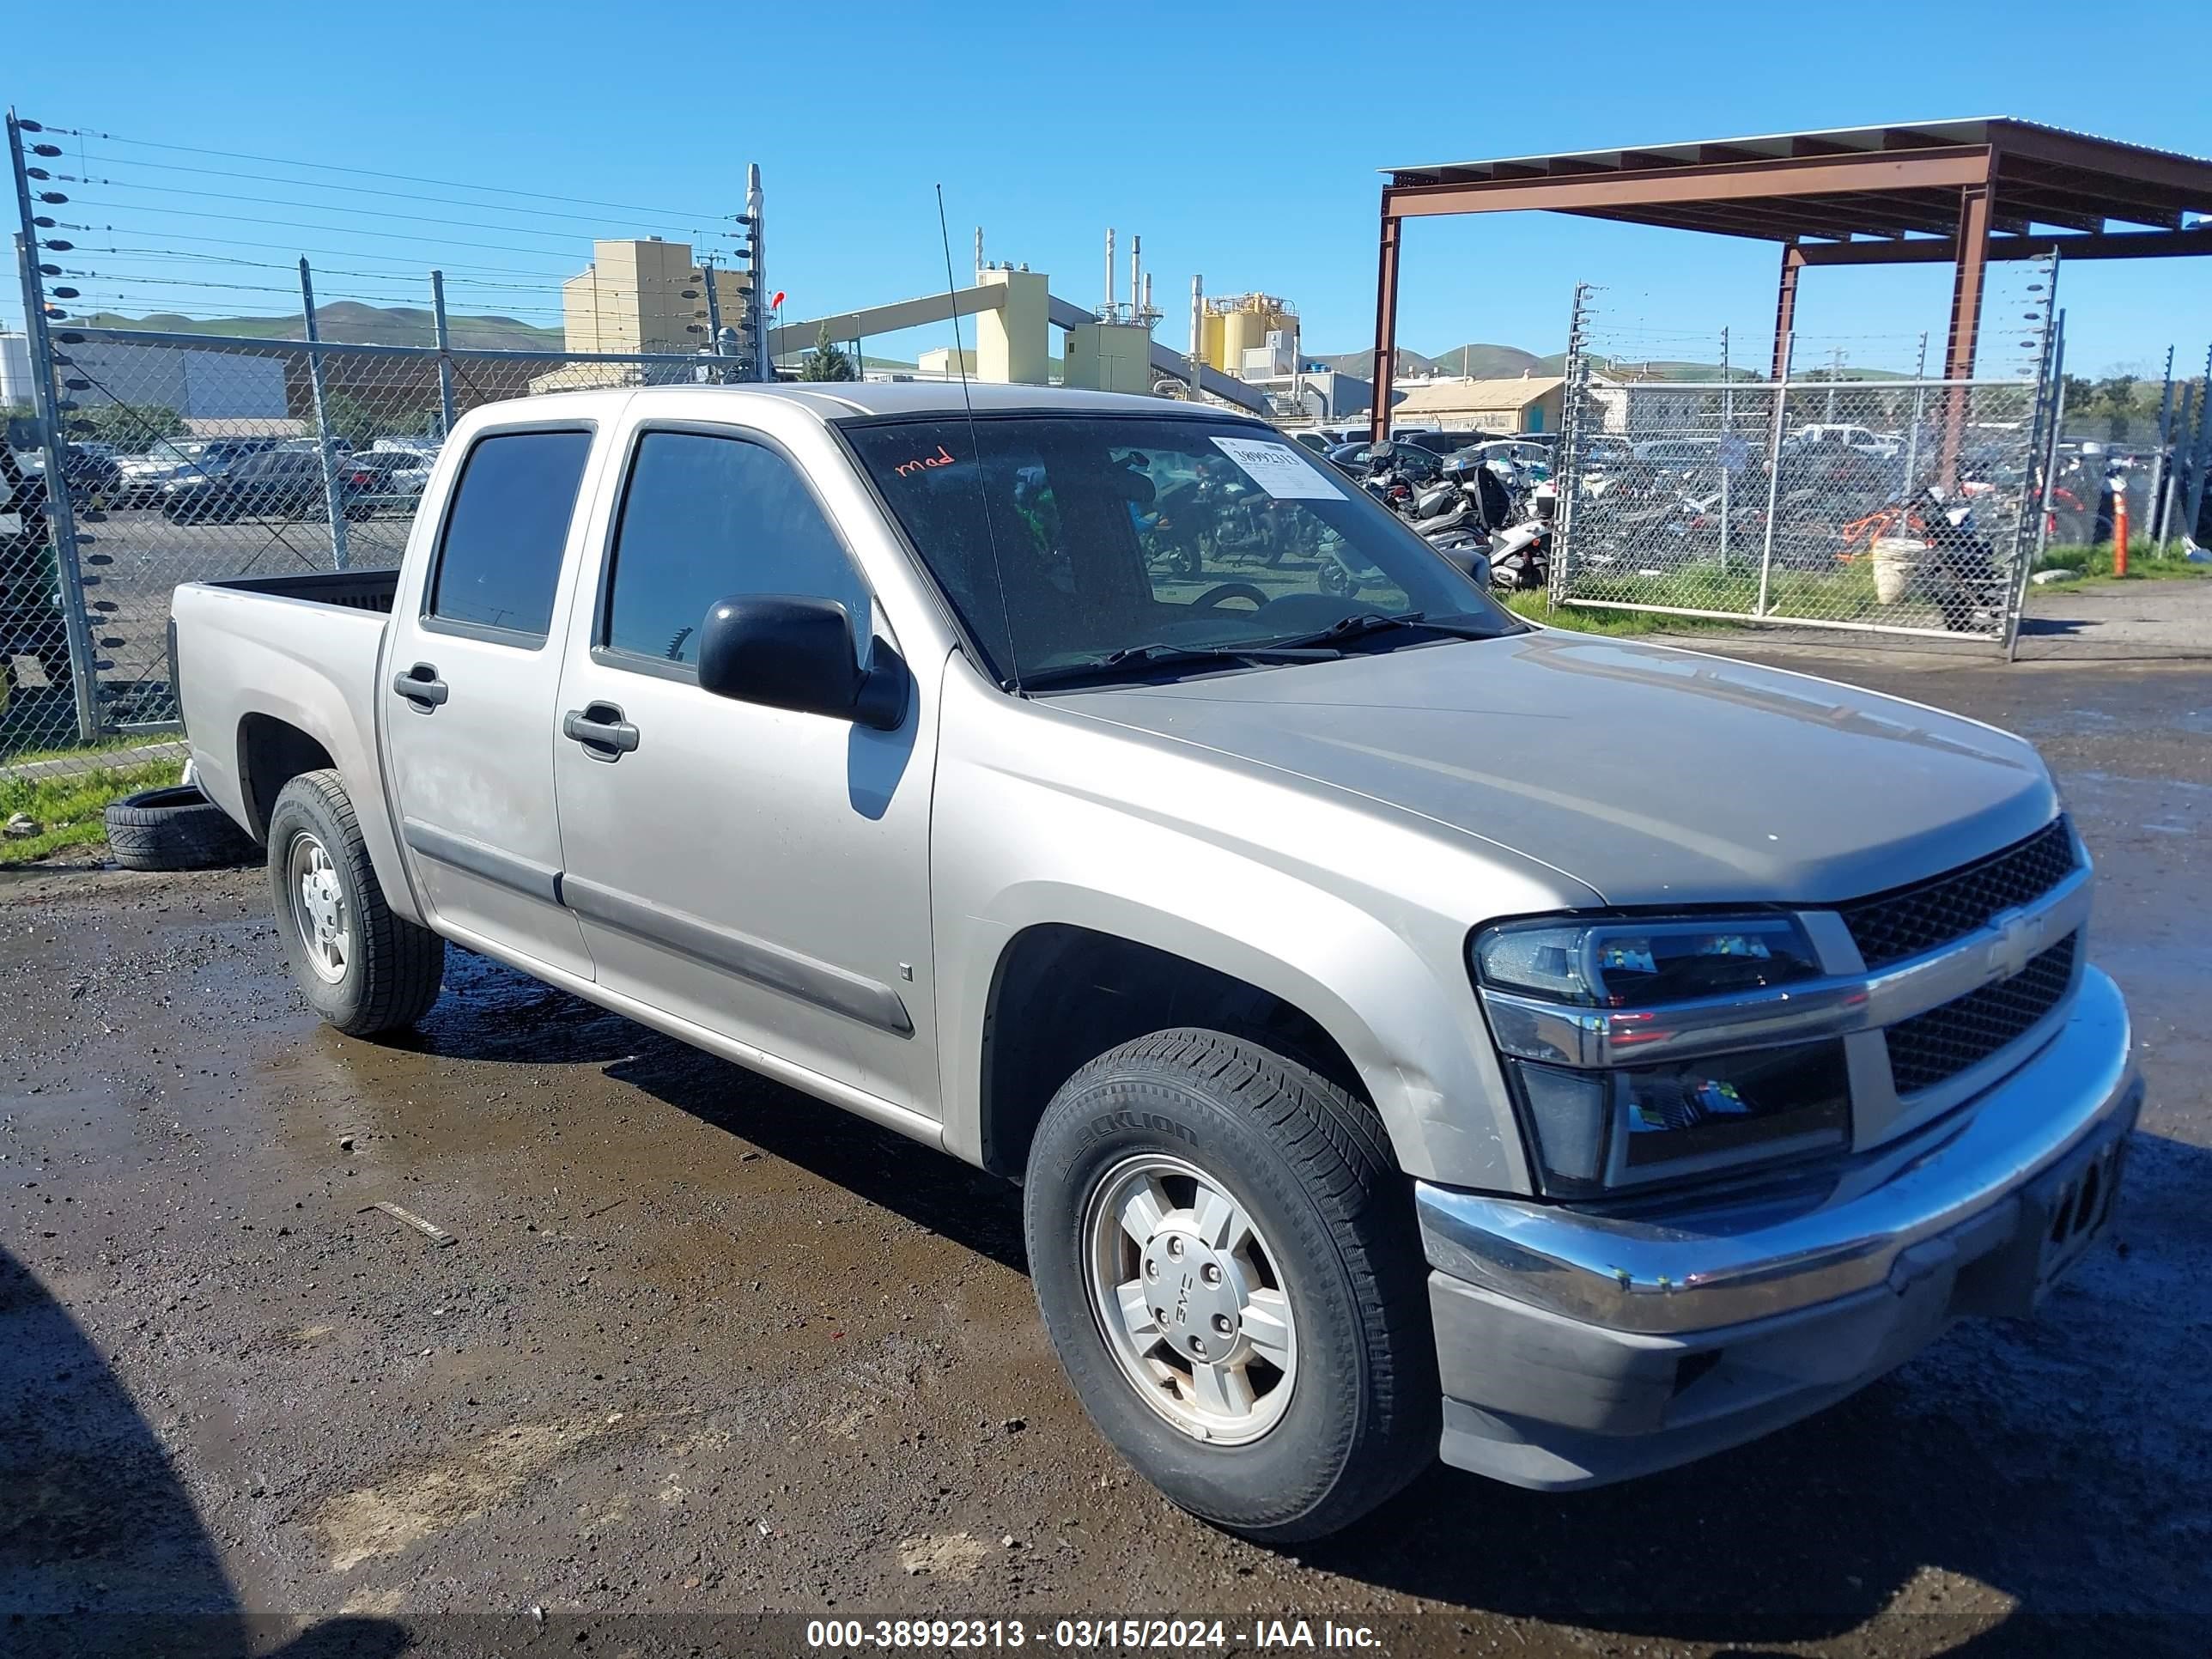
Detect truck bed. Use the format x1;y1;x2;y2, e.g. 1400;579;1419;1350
198;567;401;614
170;567;415;918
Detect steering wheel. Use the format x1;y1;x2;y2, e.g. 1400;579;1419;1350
1191;582;1269;611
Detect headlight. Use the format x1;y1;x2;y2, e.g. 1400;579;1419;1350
1473;915;1844;1197
1474;915;1820;1008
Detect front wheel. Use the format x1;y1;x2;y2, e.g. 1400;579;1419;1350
1024;1029;1436;1542
268;769;445;1036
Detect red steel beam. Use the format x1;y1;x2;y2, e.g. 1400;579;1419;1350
1382;145;1994;220
1793;227;2212;264
1370;209;1401;444
1772;243;1802;379
1945;181;1994;380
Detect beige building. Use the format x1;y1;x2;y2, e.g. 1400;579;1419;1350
562;237;751;356
1389;374;1566;434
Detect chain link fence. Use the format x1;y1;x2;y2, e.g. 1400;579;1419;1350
1550;284;2062;649
3;326;740;781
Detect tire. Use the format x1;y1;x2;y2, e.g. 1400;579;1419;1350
1023;1028;1436;1542
103;784;255;872
267;769;445;1036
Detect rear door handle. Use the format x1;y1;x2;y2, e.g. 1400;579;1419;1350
563;702;639;759
392;662;448;708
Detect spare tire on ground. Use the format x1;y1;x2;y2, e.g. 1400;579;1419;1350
104;784;256;872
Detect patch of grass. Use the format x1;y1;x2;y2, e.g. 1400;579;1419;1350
1502;590;1743;635
2033;540;2207;583
0;732;187;768
0;760;179;866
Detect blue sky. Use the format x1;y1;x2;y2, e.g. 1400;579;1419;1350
13;0;2212;378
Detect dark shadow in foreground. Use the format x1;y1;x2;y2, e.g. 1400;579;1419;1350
0;1245;410;1659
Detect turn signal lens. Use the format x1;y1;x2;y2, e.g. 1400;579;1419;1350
1506;1040;1850;1197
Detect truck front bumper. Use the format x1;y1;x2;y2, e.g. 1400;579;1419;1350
1415;966;2140;1491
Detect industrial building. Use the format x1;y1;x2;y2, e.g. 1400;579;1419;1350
1387;373;1566;434
561;237;752;356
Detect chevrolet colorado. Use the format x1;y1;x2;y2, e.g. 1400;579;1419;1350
169;383;2138;1540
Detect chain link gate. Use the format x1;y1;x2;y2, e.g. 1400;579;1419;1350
1549;271;2064;648
3;321;745;769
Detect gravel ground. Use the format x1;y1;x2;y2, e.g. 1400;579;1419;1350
3;652;2208;1658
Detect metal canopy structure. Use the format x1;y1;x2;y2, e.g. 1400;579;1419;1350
1370;118;2212;437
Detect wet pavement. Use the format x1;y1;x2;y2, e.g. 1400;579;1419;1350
3;653;2209;1657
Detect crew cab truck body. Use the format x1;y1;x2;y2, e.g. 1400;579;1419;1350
172;383;2139;1540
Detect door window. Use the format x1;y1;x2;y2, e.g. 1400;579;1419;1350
602;430;870;669
427;429;594;641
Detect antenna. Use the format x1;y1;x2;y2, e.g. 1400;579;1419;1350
936;184;1021;690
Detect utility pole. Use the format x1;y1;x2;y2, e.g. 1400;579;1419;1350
745;163;769;381
429;268;457;436
1189;274;1204;402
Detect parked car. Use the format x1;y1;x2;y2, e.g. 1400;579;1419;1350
160;447;377;524
1324;440;1443;483
170;382;2139;1543
18;441;124;507
1790;422;1901;460
1400;430;1504;457
113;438;283;507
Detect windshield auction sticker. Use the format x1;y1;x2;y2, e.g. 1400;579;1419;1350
1209;435;1345;500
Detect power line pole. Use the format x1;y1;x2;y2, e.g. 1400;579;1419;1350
745;163;769;382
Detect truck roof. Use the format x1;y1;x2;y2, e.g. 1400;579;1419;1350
513;380;1255;423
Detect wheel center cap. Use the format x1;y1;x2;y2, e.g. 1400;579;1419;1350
1141;1230;1240;1364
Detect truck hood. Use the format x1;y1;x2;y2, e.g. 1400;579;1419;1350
1052;629;2056;906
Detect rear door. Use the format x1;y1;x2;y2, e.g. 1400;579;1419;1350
381;422;600;977
549;415;939;1112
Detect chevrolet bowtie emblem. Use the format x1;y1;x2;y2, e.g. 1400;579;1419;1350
1985;908;2047;981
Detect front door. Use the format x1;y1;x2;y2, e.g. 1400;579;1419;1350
382;423;599;978
550;421;939;1112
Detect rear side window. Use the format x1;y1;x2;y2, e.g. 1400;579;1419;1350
428;429;593;641
601;430;869;668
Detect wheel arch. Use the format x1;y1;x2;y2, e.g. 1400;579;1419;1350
957;890;1527;1191
975;922;1371;1180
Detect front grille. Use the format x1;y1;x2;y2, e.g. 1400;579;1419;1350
1839;818;2077;969
1886;933;2077;1094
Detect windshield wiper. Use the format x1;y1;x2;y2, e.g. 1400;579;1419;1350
1262;611;1498;652
1018;640;1338;692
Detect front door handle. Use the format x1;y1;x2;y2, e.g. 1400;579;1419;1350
392;662;448;708
563;702;640;759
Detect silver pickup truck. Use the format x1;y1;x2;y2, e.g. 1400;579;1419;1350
171;383;2139;1541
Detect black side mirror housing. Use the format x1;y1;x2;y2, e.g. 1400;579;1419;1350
696;594;907;730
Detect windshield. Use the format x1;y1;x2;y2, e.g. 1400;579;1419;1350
844;414;1516;685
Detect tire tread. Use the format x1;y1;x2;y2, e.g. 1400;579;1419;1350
1035;1026;1435;1541
270;769;443;1036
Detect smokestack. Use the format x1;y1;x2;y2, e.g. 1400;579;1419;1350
1105;228;1115;316
1130;234;1142;325
974;226;983;277
1190;274;1204;397
1142;272;1153;318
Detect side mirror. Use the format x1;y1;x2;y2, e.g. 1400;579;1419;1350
696;594;907;730
1431;542;1493;587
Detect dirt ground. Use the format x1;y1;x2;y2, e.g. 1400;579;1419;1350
3;648;2208;1658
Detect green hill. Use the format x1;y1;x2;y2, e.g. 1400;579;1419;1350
75;301;563;351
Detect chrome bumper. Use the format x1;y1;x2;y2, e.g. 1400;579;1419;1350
1418;967;2139;1490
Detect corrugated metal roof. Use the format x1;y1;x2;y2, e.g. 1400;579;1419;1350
1385;118;2212;179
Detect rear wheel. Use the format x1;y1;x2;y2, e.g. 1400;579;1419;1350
1023;1028;1435;1541
268;769;445;1036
